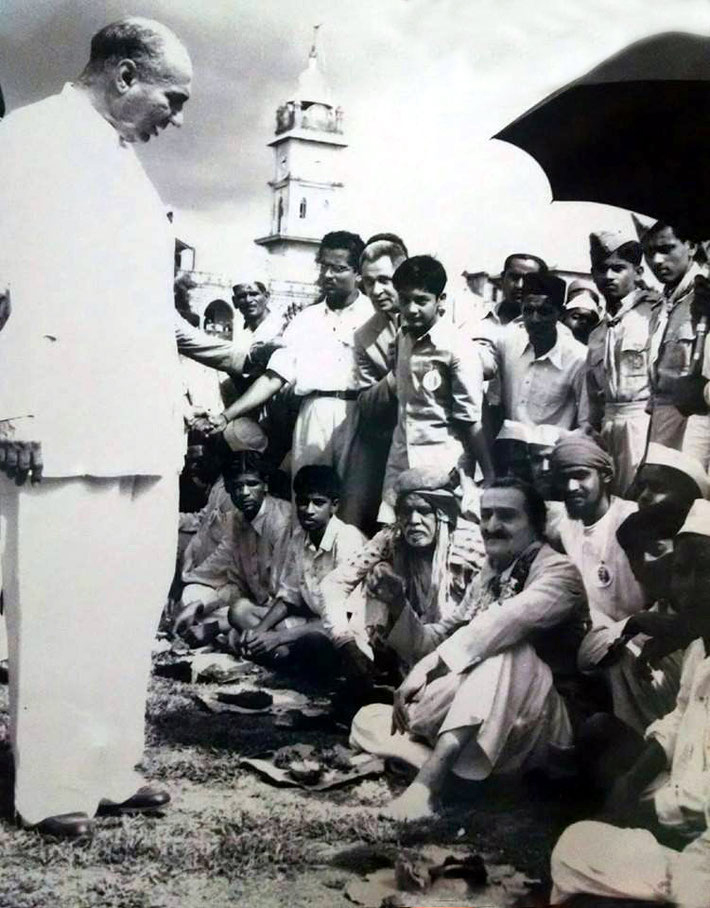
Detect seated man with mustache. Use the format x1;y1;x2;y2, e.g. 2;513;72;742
350;478;587;821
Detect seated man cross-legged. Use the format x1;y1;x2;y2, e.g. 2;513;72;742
351;478;588;822
173;451;292;644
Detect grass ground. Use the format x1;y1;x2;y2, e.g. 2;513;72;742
0;660;582;908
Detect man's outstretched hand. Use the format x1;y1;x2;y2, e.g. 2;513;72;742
0;421;43;485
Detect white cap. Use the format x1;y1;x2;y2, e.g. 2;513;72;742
644;443;710;500
496;420;532;444
678;499;710;537
528;424;568;449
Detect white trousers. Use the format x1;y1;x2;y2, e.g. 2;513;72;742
551;820;710;908
291;396;357;480
0;474;177;824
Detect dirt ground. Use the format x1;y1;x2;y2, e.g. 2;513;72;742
0;656;586;908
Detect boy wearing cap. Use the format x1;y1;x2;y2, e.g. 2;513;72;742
173;452;292;645
379;255;493;522
584;229;659;495
475;272;587;431
562;280;603;345
551;499;710;908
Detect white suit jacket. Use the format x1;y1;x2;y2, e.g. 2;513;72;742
0;84;184;477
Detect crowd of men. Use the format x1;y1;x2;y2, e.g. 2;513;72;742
1;15;709;907
168;216;710;904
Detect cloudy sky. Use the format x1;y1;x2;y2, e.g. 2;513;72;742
1;0;708;288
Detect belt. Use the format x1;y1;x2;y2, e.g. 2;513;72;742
308;390;360;401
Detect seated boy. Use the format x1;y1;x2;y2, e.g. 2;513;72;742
231;465;367;676
379;255;493;522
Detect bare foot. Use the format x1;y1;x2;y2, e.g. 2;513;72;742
379;782;436;822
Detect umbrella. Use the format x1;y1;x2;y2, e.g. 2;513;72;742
494;32;710;238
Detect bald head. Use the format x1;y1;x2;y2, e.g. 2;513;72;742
77;18;192;144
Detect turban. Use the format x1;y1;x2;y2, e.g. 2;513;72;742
393;467;459;524
549;433;614;477
678;499;710;538
643;443;710;500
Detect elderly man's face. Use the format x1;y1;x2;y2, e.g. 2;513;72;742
233;283;269;322
480;487;538;570
397;494;437;549
671;535;710;637
115;44;192;143
360;255;402;316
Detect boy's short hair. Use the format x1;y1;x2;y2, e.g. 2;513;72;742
521;271;567;309
317;231;366;270
222;450;269;482
393;255;447;296
293;465;342;500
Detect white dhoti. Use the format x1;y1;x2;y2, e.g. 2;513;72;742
0;474;177;825
601;400;651;496
551;820;710;908
351;644;572;781
290;396;357;481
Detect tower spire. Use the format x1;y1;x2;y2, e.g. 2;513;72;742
310;24;321;59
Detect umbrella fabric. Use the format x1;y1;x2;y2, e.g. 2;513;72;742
494;32;710;238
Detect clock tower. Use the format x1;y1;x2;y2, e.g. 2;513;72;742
255;28;347;307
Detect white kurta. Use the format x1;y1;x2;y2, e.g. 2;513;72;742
0;86;183;823
551;640;710;907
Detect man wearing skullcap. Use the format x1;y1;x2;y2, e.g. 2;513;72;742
562;279;604;345
551;499;710;908
583;229;660;495
475;271;587;430
173;451;292;644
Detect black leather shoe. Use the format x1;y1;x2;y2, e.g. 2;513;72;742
34;812;93;838
97;786;170;815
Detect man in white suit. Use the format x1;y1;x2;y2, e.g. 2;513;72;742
0;17;193;837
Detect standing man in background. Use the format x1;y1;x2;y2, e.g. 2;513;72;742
0;17;193;837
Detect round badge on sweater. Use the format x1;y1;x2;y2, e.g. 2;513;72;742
596;562;612;587
422;369;442;392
